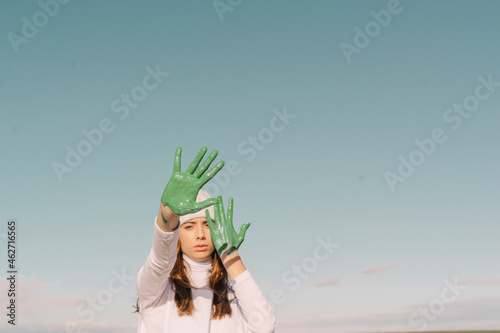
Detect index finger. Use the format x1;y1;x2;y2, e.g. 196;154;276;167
217;195;226;224
173;147;182;173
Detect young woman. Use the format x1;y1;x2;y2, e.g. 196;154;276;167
135;147;276;332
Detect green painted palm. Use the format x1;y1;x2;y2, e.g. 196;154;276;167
161;147;224;216
206;196;251;256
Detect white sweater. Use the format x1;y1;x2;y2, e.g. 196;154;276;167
136;217;276;332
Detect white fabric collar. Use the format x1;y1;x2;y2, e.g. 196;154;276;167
183;254;212;289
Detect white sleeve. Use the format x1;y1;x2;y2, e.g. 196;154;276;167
136;216;179;311
231;270;276;333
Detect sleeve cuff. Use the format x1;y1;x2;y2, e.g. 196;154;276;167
231;269;251;286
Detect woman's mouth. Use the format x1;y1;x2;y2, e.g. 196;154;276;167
194;245;208;251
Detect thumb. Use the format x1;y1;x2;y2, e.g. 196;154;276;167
193;198;219;211
237;222;251;242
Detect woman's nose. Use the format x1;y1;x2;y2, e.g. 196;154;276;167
196;226;207;239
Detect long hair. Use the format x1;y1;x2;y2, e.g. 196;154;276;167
134;241;233;319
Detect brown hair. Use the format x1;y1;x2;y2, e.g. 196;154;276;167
134;241;233;319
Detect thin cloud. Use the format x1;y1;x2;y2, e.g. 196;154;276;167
314;278;341;287
462;277;500;286
357;263;405;275
279;297;500;333
0;274;85;316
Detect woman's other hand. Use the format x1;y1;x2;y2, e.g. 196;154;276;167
206;196;251;256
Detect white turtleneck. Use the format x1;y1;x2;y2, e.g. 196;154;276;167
182;254;212;289
136;217;276;333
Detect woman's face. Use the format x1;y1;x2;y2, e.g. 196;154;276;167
179;217;215;260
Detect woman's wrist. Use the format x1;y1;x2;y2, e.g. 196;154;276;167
157;203;180;232
221;250;246;280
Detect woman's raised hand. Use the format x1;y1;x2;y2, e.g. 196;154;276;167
161;147;224;216
206;196;251;256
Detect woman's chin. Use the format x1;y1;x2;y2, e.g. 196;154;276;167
186;251;212;261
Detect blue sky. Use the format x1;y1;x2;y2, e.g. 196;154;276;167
1;0;500;332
